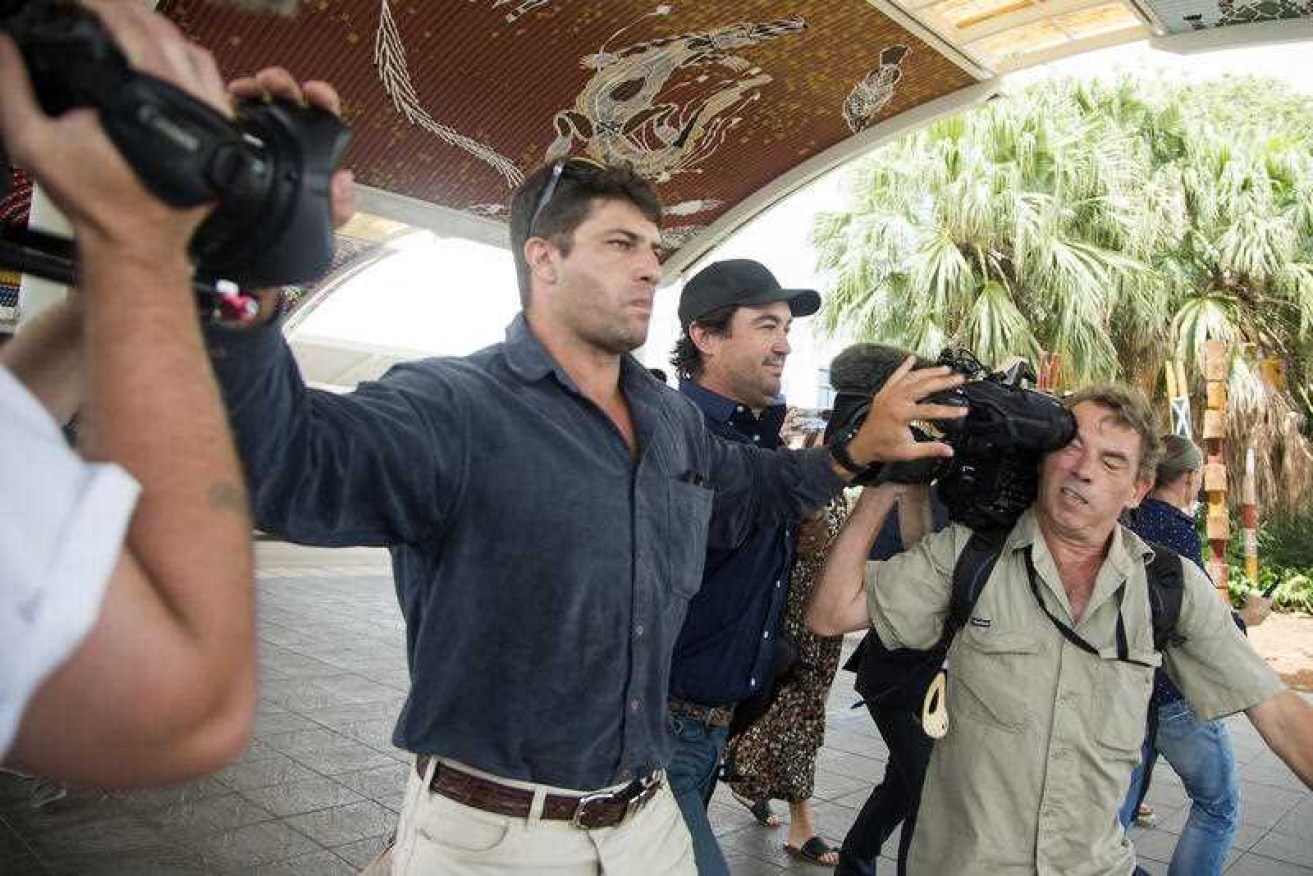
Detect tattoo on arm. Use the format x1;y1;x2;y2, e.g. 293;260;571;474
208;481;250;517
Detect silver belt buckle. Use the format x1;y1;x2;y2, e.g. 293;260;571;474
571;790;614;829
624;773;660;821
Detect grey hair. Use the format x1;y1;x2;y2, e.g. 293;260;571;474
1155;434;1203;488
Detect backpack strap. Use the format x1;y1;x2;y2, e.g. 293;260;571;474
850;525;1009;706
943;526;1011;649
1142;539;1186;652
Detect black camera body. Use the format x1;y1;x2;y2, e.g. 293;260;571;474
827;347;1076;531
0;0;350;289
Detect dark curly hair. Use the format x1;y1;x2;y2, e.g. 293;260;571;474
669;304;737;380
509;160;662;307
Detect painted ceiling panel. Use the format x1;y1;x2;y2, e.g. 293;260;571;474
1145;0;1313;33
157;0;978;255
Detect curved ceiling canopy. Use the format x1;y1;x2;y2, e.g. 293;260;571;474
148;1;1313;280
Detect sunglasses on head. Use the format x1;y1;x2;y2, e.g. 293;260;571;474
526;156;607;240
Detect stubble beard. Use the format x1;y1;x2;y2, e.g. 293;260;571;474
581;310;649;356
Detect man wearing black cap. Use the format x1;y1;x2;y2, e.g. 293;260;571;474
665;258;821;876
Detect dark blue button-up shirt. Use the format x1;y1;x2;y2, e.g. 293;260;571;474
668;381;793;708
207;315;844;790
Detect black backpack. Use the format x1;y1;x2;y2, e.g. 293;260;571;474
847;527;1186;709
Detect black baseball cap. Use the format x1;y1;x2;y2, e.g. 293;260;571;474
678;259;821;329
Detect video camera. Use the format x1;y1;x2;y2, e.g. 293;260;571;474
825;345;1076;531
0;0;350;314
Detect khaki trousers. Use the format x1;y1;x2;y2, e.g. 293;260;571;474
362;759;695;875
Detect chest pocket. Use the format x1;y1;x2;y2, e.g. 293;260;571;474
665;479;713;598
950;626;1043;733
1095;656;1155;756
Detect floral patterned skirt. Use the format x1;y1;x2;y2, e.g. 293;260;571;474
723;497;848;802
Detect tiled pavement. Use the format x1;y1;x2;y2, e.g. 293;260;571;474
2;543;1310;874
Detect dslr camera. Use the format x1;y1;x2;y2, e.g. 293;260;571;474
0;0;350;292
826;345;1076;531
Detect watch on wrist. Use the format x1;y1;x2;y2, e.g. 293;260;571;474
827;423;868;476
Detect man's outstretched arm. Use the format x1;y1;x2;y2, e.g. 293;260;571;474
1247;690;1313;790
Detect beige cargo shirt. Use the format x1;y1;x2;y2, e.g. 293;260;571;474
865;508;1283;876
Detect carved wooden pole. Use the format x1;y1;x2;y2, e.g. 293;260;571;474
1165;360;1191;438
1242;446;1258;583
1202;340;1230;604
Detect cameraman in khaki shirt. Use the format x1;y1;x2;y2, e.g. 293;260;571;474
809;382;1313;876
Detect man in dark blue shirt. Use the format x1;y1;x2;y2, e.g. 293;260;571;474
205;109;967;871
664;259;819;875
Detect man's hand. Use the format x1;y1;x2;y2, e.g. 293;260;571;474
1239;592;1274;628
227;67;357;322
844;357;967;466
0;0;228;260
228;68;356;226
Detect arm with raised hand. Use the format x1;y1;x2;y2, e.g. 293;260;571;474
1;0;256;786
704;358;964;549
806;484;903;637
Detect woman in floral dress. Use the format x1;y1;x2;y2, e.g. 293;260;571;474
722;490;850;866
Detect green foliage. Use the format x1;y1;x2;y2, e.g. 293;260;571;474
1228;566;1313;615
1217;508;1313;613
815;72;1313;513
1256;508;1313;570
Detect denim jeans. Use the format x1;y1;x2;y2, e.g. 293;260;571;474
1122;699;1239;876
667;716;730;876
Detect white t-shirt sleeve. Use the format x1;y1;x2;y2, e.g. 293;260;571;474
0;365;140;758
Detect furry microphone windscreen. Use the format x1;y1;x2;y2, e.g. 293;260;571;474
828;343;931;396
207;0;299;14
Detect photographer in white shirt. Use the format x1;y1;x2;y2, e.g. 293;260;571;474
0;0;259;786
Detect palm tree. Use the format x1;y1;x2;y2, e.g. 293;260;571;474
815;74;1313;512
1162;78;1313;511
814;78;1170;387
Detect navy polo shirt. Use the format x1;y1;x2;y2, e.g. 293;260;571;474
668;380;794;708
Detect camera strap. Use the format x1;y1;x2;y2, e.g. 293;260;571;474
1022;548;1156;668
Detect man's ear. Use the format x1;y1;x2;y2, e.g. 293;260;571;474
1127;476;1153;510
524;237;557;285
688;322;719;358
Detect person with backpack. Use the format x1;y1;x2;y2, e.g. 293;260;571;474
807;384;1313;876
1118;434;1273;876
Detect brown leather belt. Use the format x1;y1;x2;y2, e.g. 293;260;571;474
668;697;734;728
415;757;662;829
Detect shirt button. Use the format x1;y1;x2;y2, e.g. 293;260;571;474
635;623;645;638
749;677;757;689
752;434;760;442
775;580;782;589
762;631;770;639
630;698;642;712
